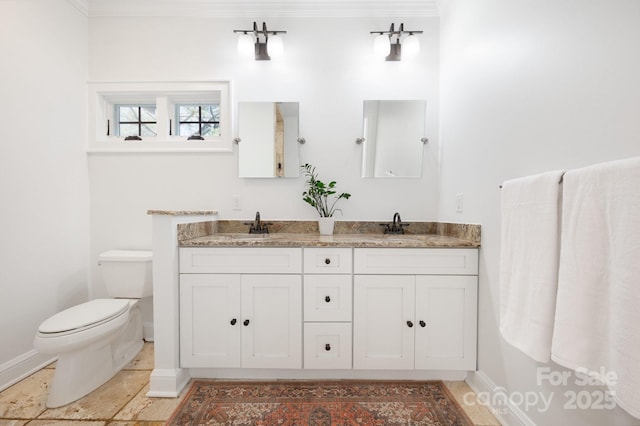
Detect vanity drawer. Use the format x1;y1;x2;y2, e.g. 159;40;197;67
180;247;302;274
354;248;478;275
304;323;352;369
304;275;352;322
303;248;352;274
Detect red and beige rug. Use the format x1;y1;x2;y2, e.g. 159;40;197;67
167;380;475;425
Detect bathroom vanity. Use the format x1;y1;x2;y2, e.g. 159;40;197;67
147;212;480;397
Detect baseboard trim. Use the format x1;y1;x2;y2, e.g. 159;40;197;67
0;349;56;392
147;368;191;398
187;368;468;381
466;370;537;426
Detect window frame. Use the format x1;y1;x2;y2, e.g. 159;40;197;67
88;81;232;153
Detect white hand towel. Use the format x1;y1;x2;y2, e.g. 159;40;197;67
551;156;640;419
499;170;565;363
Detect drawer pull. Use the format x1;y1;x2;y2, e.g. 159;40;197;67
230;318;237;326
407;320;414;328
419;320;426;328
325;343;331;351
243;319;250;326
325;258;331;265
325;295;331;303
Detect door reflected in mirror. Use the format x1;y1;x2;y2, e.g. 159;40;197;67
238;102;300;178
361;100;426;178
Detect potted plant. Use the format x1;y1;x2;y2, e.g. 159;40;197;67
301;163;351;235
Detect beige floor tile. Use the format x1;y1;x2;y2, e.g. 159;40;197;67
38;370;149;421
113;383;186;422
445;381;502;426
0;369;52;419
0;420;28;426
107;421;166;425
123;342;154;371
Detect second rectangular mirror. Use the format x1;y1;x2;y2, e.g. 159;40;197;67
361;100;426;178
238;102;300;178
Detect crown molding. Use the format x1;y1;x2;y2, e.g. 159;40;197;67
87;0;440;18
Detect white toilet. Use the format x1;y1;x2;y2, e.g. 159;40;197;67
34;250;152;408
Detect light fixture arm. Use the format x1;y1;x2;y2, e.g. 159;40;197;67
370;22;422;39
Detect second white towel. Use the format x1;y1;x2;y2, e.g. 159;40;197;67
499;170;565;362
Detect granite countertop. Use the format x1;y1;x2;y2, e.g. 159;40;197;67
178;220;481;248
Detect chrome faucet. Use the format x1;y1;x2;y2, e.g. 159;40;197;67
245;211;270;234
382;212;409;234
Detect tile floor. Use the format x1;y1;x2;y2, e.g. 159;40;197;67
0;343;500;425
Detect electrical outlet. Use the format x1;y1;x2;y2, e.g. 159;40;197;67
232;195;241;211
456;193;464;213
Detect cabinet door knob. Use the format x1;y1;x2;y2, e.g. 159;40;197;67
325;295;331;303
230;318;237;326
243;319;250;326
325;258;331;264
419;320;426;328
407;320;414;328
325;343;331;351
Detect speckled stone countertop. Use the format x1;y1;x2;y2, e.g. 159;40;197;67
178;220;481;248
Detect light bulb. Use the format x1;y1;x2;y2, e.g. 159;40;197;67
403;34;420;59
373;33;390;57
267;34;284;58
237;33;254;59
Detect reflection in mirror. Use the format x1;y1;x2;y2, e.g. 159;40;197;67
238;102;300;178
361;100;426;178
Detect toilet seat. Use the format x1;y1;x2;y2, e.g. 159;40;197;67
38;299;130;337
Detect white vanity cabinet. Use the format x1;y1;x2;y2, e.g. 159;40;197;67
353;248;478;371
179;247;302;369
177;245;478;375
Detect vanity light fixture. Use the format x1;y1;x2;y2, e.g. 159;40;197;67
371;23;422;61
234;22;287;61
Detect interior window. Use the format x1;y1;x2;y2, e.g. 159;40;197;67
176;104;220;138
116;105;157;138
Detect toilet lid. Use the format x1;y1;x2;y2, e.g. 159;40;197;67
38;299;130;334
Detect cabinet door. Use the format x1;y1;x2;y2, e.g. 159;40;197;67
414;275;477;370
241;274;302;369
353;275;415;369
180;274;241;368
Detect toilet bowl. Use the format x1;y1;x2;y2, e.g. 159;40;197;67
33;250;152;408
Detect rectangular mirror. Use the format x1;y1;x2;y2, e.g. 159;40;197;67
361;100;426;178
238;102;300;178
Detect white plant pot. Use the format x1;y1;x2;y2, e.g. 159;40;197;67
318;217;335;235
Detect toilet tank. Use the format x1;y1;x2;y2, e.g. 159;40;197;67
98;250;153;298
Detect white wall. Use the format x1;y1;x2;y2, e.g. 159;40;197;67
87;16;440;297
439;0;640;424
0;0;89;387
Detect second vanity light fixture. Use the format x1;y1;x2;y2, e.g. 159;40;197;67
234;22;287;61
371;23;422;61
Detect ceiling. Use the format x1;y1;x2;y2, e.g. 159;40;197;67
75;0;441;18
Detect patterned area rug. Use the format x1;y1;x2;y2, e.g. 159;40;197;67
167;380;475;425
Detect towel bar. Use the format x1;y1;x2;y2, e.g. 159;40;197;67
499;171;565;189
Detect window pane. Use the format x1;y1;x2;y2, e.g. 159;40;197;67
120;124;139;137
119;106;139;122
180;123;199;136
201;123;220;136
141;124;157;137
179;105;200;122
140;106;156;122
201;105;220;122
